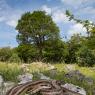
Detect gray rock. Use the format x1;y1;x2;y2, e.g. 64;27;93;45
62;83;86;95
49;68;57;78
17;73;33;84
38;73;50;80
65;70;85;81
37;73;50;80
2;82;15;95
0;75;3;95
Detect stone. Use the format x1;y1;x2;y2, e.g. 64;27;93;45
49;68;57;78
65;70;85;81
17;73;33;84
62;83;86;95
39;73;50;80
2;82;15;95
0;75;3;95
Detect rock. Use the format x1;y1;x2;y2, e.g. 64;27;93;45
65;70;85;81
49;68;57;78
2;82;15;94
0;75;3;95
62;83;86;95
39;73;50;80
17;73;33;84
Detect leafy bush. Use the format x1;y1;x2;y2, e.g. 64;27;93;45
0;47;12;62
43;40;68;62
9;53;21;63
76;46;95;66
17;44;38;62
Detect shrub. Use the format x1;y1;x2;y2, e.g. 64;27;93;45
76;46;95;66
9;53;21;63
0;47;12;62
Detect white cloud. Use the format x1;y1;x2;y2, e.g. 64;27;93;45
52;10;69;23
0;0;23;27
41;5;52;14
68;23;87;37
6;20;18;27
41;5;69;23
61;0;89;6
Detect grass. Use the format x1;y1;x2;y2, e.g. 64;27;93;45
0;62;95;95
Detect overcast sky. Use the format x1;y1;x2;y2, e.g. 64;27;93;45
0;0;95;47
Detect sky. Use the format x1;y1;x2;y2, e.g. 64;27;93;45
0;0;95;47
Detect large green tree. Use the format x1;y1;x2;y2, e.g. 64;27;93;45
16;11;60;60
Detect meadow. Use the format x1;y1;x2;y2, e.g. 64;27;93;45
0;62;95;95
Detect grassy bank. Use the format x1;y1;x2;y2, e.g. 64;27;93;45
0;62;95;95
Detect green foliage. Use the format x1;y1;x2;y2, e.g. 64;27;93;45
66;34;85;63
9;53;21;63
17;44;38;62
0;47;12;62
16;11;60;59
76;46;95;67
43;39;68;62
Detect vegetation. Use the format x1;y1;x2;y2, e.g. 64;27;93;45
0;10;95;66
0;10;95;94
16;11;62;62
0;62;95;94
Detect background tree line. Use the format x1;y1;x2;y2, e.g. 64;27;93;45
0;10;95;66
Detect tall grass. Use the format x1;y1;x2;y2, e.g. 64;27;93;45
0;62;22;82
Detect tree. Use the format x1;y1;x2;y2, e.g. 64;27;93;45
17;44;37;62
43;39;68;62
66;34;85;63
16;11;60;60
66;10;95;57
66;10;95;37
